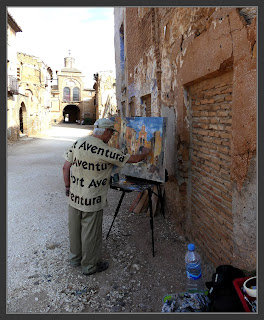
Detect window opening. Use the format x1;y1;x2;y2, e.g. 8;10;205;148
63;87;70;101
73;87;80;101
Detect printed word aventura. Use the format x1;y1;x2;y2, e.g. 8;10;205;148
73;141;125;162
70;192;102;206
72;158;109;171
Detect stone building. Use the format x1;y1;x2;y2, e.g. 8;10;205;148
16;53;53;136
114;7;257;271
7;12;21;93
7;12;53;140
7;12;21;140
93;71;118;119
50;53;96;124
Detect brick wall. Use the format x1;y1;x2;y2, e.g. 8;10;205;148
188;71;233;265
126;8;152;86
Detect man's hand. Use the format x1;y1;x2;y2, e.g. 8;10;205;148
63;160;72;196
65;187;70;197
140;147;150;155
127;147;151;163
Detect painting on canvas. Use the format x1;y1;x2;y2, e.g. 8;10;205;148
109;117;167;182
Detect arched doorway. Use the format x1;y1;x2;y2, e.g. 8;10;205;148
63;105;80;123
19;103;27;134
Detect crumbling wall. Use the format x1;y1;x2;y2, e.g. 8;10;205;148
125;8;160;117
79;90;96;120
114;7;257;271
232;157;257;270
7;96;20;141
95;71;117;119
114;7;125;116
15;53;52;137
158;7;256;270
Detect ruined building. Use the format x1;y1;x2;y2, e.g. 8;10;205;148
50;53;96;124
7;12;53;140
7;12;21;140
7;12;96;134
16;53;53;136
114;7;257;271
93;70;118;120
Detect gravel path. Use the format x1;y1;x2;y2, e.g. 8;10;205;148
7;124;215;313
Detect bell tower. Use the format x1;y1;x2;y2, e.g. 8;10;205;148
64;49;75;68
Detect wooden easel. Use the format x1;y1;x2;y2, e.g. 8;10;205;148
106;176;165;257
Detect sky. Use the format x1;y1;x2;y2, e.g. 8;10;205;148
7;6;116;88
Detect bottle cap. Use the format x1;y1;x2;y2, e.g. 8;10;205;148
188;243;195;251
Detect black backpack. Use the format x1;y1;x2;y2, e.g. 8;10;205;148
206;265;245;312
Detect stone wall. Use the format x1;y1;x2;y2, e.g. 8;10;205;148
79;89;96;120
94;71;117;119
8;53;52;140
114;7;257;271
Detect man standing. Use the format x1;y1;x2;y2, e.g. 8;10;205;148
63;118;150;275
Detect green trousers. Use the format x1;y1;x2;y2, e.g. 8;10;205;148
68;205;103;274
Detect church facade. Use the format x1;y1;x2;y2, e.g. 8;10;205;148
50;53;96;124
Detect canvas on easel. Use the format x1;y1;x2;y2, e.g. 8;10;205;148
109;117;167;183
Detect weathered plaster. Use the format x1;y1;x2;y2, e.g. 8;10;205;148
161;105;177;176
179;16;233;85
232;157;257;271
129;46;158;116
230;11;257;192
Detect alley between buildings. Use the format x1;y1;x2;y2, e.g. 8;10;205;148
7;124;215;313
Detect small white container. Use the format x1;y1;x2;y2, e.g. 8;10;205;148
243;276;257;298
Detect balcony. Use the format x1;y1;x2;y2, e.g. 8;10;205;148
8;76;19;95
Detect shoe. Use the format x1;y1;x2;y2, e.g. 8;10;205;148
83;261;109;276
69;261;81;267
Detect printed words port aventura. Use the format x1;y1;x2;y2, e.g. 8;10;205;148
70;140;126;163
68;140;126;207
69;175;108;206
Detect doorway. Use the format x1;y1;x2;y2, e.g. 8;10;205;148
63;105;80;123
19;103;27;134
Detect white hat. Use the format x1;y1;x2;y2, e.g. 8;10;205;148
94;118;118;132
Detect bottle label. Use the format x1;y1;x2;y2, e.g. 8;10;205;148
186;263;202;280
186;270;202;280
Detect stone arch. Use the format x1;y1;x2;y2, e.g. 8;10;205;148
19;102;27;134
63;104;80;123
25;88;33;98
63;77;82;88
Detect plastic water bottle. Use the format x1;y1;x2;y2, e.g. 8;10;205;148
185;243;204;293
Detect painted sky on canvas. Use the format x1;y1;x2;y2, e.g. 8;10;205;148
126;117;163;141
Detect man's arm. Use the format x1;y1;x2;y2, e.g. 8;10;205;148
63;160;72;196
127;147;150;163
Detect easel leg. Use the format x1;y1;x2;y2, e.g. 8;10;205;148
148;188;155;257
157;184;165;219
106;190;126;239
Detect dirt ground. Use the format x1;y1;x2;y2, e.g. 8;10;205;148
7;123;215;313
